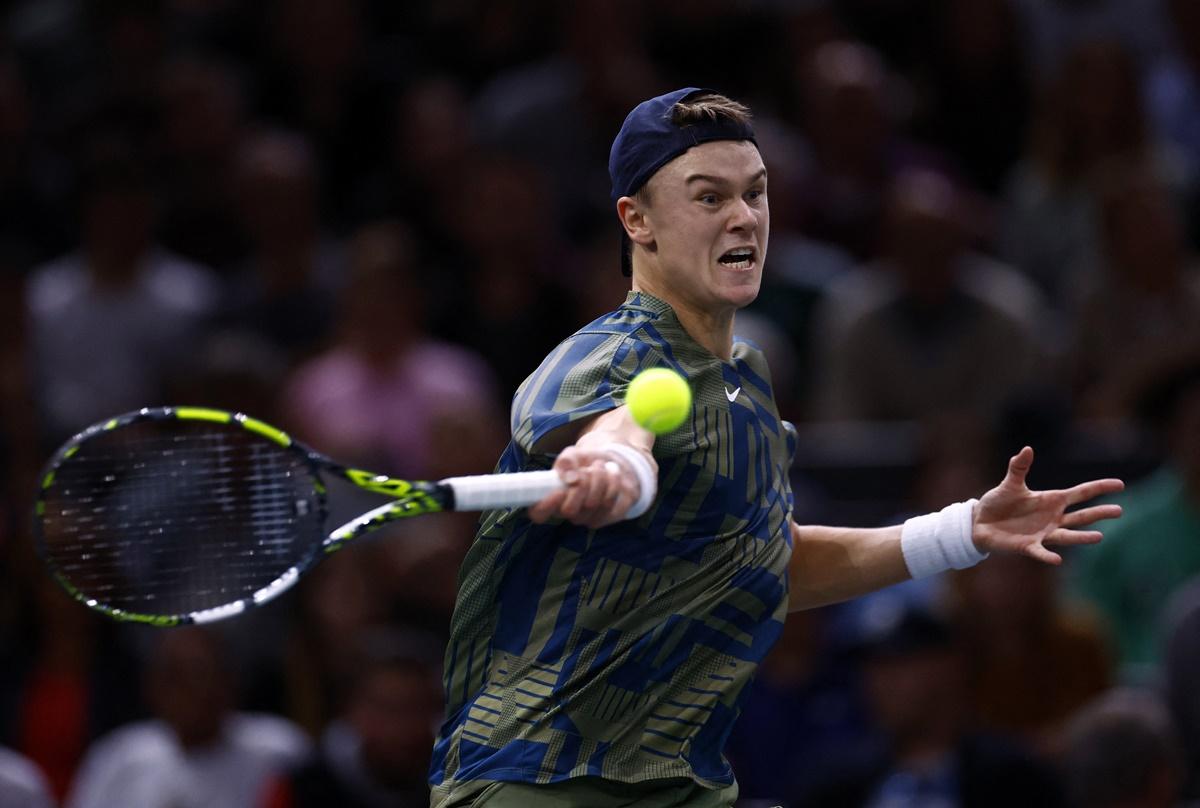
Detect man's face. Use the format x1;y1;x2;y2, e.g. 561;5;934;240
633;140;769;314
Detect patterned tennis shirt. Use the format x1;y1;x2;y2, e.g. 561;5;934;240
429;291;795;796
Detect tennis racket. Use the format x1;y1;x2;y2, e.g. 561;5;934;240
33;406;564;627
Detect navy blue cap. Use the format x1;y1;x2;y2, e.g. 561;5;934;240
608;87;757;203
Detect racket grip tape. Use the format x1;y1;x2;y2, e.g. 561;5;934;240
443;470;563;511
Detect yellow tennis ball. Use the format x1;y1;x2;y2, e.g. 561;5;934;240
627;368;692;435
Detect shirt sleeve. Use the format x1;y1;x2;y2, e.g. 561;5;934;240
509;330;660;457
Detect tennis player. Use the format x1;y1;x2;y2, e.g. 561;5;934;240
428;88;1124;807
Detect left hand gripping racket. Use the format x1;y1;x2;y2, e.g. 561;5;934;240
33;407;563;626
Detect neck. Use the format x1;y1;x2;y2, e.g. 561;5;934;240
631;276;736;361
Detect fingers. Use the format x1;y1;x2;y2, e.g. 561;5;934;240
530;450;633;528
529;448;586;523
528;488;567;524
1005;446;1034;487
562;459;618;520
580;460;621;511
1064;478;1125;506
1046;527;1104;546
1061;503;1123;528
1024;543;1063;565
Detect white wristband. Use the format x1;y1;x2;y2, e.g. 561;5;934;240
900;499;987;579
599;443;657;520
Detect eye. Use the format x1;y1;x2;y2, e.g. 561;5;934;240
698;192;719;205
746;188;765;203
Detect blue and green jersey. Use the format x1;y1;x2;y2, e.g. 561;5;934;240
430;291;795;796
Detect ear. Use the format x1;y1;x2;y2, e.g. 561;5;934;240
617;196;655;248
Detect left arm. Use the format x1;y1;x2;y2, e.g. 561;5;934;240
787;522;909;611
787;446;1125;612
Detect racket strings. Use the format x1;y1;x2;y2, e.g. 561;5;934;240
39;422;323;616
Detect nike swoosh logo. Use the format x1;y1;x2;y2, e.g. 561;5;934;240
725;386;741;402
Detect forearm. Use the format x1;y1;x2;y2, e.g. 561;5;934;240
787;522;910;611
788;499;988;610
574;405;655;455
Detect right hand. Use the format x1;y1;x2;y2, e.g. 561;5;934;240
527;445;650;529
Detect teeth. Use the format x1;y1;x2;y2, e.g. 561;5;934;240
720;250;753;268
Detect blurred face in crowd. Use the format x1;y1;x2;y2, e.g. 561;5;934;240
1102;179;1184;291
1058;40;1142;149
625;139;769;316
349;663;441;786
803;40;889;166
883;170;970;301
864;645;964;746
148;628;233;749
85;186;154;279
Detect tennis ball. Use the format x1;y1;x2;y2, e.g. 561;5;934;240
627;368;692;435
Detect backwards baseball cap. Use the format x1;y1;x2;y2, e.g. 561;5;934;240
609;87;758;275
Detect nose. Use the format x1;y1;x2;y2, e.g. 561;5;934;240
727;197;757;232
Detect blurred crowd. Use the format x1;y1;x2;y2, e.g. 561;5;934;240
0;0;1200;805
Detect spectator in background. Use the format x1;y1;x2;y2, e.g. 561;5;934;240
1013;0;1168;80
798;599;1065;807
85;0;169;115
0;746;53;808
472;0;661;235
830;0;947;76
1073;358;1200;677
394;0;561;104
790;39;950;261
1071;163;1200;418
912;0;1031;195
156;54;251;272
1060;688;1183;808
724;607;872;806
0;254;34;498
951;554;1111;755
281;219;504;479
66;627;309;808
166;329;289;426
1146;0;1200;223
276;550;386;737
431;152;579;399
1163;577;1200;800
261;631;443;808
998;38;1189;317
279;220;504;643
254;0;393;227
812;169;1046;422
217;128;342;363
24;135;219;447
0;57;68;261
352;75;477;239
0;573;140;802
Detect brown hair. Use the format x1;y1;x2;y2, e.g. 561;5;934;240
634;92;753;207
671;92;753;128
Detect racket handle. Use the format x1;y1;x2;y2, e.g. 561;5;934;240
443;470;563;511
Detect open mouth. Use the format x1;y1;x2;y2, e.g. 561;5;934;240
718;247;755;270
